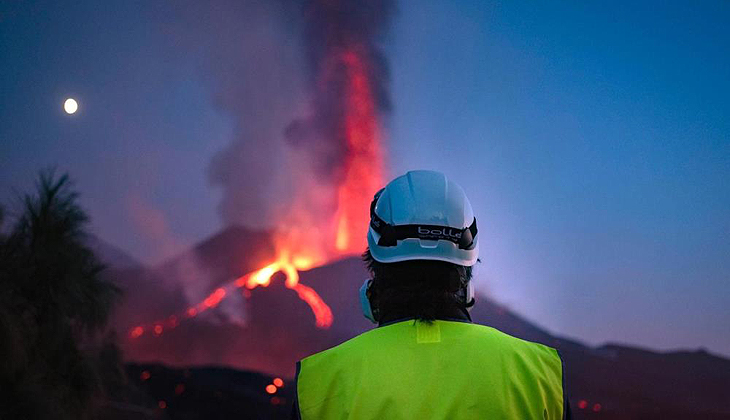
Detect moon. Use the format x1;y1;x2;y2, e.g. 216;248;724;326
63;98;78;114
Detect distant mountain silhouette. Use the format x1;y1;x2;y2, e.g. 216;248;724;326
87;234;141;270
104;226;730;418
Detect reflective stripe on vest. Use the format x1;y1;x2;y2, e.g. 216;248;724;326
296;320;564;420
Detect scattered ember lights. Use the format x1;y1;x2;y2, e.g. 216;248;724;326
130;326;144;339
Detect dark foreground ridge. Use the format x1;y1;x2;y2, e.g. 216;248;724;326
103;364;293;420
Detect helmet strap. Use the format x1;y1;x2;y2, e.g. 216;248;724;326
370;211;478;250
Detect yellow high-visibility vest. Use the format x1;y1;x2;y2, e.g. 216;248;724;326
295;319;565;419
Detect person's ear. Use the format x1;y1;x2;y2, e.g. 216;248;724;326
359;279;378;323
465;282;475;309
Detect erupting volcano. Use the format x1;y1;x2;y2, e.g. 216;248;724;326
130;1;391;339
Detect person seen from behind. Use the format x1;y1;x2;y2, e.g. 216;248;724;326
293;170;570;419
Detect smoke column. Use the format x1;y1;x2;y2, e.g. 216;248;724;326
280;0;394;256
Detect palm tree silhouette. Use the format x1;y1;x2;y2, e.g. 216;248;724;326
0;171;120;419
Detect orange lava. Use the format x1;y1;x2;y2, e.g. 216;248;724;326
129;251;333;338
130;326;144;338
239;252;333;329
203;288;226;308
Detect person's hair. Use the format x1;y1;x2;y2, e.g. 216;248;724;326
362;248;474;323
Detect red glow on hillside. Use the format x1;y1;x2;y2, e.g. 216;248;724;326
203;288;226;308
240;253;333;328
175;383;185;395
130;326;144;339
129;253;333;337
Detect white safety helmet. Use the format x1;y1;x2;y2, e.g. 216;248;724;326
367;170;479;266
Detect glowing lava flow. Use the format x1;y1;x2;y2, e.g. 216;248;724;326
129;253;332;339
236;253;333;328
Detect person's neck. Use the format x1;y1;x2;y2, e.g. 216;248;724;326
378;306;471;326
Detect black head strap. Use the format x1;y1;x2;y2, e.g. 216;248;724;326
369;190;478;250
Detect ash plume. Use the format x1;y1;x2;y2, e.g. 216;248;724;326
167;0;394;229
284;0;394;181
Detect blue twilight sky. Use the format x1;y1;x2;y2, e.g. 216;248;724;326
1;1;728;356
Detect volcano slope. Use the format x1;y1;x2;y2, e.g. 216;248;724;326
103;226;730;419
